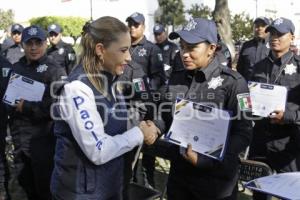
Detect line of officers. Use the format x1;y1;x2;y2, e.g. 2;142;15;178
0;12;299;200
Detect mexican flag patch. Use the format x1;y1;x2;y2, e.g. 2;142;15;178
237;93;252;111
133;78;146;92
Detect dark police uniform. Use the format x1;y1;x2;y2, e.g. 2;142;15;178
47;40;76;75
153;24;180;79
2;24;25;64
237;17;271;81
129;36;165;91
237;38;269;80
218;41;232;68
2;44;24;65
47;24;76;75
0;55;12;199
165;17;252;200
165;58;252;199
9;54;65;200
250;51;300;172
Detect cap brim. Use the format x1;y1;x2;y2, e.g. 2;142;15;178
265;26;287;34
169;30;205;44
48;30;60;34
22;36;45;43
126;17;143;24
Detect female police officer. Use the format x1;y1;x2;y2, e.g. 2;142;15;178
50;16;159;200
164;18;252;200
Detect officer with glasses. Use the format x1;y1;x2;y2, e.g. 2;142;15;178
2;24;25;64
47;23;76;75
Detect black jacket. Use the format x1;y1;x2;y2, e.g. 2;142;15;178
164;56;252;198
250;51;300;172
8;55;66;155
237;38;270;80
47;40;76;75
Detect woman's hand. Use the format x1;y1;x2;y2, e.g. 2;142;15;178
15;99;24;113
182;144;198;166
139;121;158;145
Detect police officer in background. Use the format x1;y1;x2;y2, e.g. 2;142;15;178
153;23;180;79
2;24;25;64
164;18;252;200
47;23;76;75
237;17;270;80
249;17;300;200
8;25;66;200
125;12;166;188
0;55;12;200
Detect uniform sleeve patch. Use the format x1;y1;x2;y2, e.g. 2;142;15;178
237;93;252;111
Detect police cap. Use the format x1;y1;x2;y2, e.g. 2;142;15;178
47;24;62;34
265;17;295;34
169;18;218;44
153;24;165;34
254;17;270;26
126;12;145;24
11;24;24;33
21;25;47;43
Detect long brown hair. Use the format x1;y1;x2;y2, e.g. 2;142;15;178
78;16;129;93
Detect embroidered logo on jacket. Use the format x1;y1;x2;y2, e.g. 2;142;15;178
208;76;224;90
284;63;297;75
138;48;147;57
36;64;48;73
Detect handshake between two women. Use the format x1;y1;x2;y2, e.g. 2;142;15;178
139;120;161;145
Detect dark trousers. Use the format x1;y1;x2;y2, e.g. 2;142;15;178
9;136;55;200
167;176;238;200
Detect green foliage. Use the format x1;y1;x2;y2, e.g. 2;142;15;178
186;3;212;19
29;16;87;42
230;12;253;42
0;9;14;30
156;0;185;26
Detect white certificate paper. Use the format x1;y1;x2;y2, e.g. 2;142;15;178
165;99;231;160
245;172;300;200
248;81;287;117
3;73;45;106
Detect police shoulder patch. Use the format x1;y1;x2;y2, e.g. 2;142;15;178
237;93;252;111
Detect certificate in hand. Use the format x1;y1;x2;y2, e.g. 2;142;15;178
245;172;300;200
2;73;46;106
165;99;231;160
248;81;287;117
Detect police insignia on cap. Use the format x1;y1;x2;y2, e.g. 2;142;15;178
28;27;38;36
274;18;283;25
208;76;224;90
284;63;297;75
155;25;160;31
58;48;65;55
184;18;197;31
36;64;48;73
14;25;19;29
50;24;57;30
131;12;138;17
138;48;147;57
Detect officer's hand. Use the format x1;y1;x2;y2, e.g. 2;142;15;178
15;99;24;113
145;120;161;136
139;121;158;145
269;110;284;124
182;144;198;166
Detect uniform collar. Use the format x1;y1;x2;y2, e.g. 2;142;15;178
268;50;293;66
132;36;147;47
53;40;64;49
157;39;169;48
20;54;48;67
197;57;219;81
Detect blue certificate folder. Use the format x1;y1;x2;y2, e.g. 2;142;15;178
164;98;231;161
